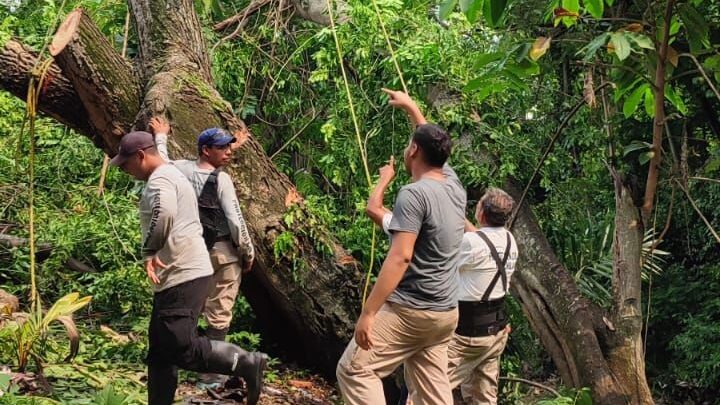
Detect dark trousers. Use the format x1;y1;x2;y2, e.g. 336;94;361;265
148;276;213;405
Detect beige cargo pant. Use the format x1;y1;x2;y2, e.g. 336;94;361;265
447;327;509;405
336;302;459;405
204;240;242;330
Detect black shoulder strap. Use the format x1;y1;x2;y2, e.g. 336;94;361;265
476;230;513;302
197;168;222;209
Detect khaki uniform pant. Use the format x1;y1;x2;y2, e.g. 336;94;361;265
336;303;458;405
447;328;509;405
204;240;242;330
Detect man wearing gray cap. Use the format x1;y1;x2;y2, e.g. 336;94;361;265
110;131;267;405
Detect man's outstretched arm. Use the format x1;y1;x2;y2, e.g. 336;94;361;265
382;88;428;128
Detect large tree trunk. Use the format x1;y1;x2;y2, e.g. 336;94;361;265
49;9;141;149
0;39;93;138
507;181;630;404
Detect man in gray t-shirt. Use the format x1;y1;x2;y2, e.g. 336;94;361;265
336;90;466;405
387;161;465;310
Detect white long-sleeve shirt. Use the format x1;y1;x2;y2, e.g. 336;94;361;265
140;164;213;292
155;133;255;263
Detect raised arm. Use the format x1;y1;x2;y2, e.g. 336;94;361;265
366;156;396;229
382;88;428;129
149;116;171;162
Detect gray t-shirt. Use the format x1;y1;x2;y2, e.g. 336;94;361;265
140;164;213;292
387;164;466;311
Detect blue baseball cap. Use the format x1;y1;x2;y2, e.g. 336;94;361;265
197;128;236;153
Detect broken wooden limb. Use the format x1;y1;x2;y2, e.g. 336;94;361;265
49;8;141;154
0;39;93;138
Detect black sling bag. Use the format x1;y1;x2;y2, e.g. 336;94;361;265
197;168;225;249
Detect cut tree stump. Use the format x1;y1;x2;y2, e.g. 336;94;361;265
50;9;141;152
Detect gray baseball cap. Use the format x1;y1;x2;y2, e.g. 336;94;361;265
109;131;155;167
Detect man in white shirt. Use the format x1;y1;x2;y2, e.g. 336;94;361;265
449;188;517;405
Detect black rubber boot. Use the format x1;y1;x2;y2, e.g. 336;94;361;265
198;327;230;389
205;326;229;341
205;340;268;405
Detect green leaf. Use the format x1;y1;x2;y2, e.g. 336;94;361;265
460;0;483;23
605;0;615;6
644;87;655;117
576;388;593;405
478;81;509;102
639;151;654;165
483;0;509;28
474;52;503;68
614;77;643;103
623;140;652;156
464;76;491;92
583;0;603;19
579;33;609;61
562;0;580;13
439;0;459;20
665;86;688;115
623;83;648;118
626;32;655;50
501;70;529;90
506;59;540;77
704;55;720;71
610;32;631;61
679;4;709;53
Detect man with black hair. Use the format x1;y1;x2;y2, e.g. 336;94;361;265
110;131;267;405
337;89;466;405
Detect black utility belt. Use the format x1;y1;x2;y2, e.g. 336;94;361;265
455;299;507;337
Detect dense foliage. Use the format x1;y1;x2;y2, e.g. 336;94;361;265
1;0;718;403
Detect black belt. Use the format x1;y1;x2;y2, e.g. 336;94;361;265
455;299;507;337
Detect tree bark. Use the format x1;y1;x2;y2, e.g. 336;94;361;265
607;171;654;404
643;0;675;222
507;181;629;404
49;9;141;154
0;39;93;138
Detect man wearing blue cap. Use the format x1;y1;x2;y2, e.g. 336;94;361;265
109;131;267;405
148;117;255;388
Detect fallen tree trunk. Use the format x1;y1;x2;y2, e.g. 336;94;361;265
49;9;141;153
0;39;93;138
